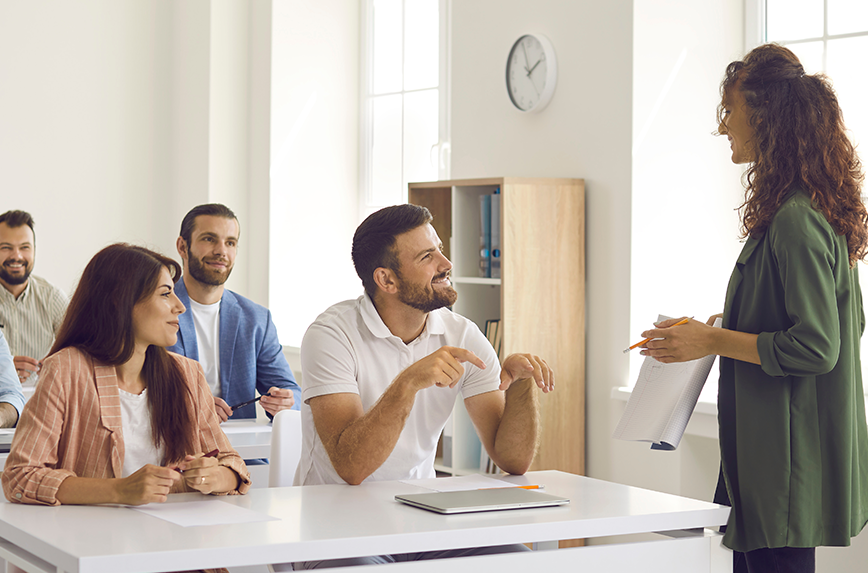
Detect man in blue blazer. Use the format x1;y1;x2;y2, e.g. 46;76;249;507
167;204;300;421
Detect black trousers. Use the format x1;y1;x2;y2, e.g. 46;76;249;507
714;468;816;573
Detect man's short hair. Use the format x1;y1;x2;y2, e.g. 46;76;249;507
0;210;35;238
179;204;239;246
352;204;434;297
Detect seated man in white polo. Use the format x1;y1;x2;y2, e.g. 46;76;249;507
287;204;555;569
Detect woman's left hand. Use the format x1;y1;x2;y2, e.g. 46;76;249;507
176;452;221;494
639;317;717;363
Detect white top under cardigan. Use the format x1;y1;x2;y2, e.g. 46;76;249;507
118;388;164;477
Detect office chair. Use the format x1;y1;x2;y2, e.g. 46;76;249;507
268;409;302;488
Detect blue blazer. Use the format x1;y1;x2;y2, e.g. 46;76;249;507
167;279;300;419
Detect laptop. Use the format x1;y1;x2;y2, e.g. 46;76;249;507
395;488;570;514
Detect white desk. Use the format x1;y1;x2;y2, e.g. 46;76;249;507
0;470;730;573
218;420;273;460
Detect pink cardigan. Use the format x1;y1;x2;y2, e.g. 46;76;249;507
2;346;251;505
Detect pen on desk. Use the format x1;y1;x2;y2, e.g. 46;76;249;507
173;448;219;473
623;317;692;354
481;485;544;490
231;395;262;411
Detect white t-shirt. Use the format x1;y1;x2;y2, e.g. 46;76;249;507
189;298;222;398
296;294;501;486
118;388;164;478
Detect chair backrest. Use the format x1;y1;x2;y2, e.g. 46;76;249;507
268;409;302;487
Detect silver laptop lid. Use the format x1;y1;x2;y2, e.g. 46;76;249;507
395;488;570;514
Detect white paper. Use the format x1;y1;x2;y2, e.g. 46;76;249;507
399;474;519;492
132;499;279;527
613;316;721;450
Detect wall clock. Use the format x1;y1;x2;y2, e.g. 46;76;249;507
505;34;558;113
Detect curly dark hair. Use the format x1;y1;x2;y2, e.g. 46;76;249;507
717;43;867;265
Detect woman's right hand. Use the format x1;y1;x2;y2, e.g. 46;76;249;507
706;313;723;326
114;464;181;505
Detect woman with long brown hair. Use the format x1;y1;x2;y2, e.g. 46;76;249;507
636;44;868;572
2;243;250;506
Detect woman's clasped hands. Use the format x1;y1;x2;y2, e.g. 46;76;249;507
114;449;223;505
174;450;223;495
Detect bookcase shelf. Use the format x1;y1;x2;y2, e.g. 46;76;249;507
409;177;586;477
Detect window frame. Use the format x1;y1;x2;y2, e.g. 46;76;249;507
359;0;451;218
762;0;868;63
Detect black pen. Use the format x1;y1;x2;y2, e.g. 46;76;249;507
172;448;219;473
231;395;262;411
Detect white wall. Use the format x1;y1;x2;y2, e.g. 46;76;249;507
268;0;361;347
0;0;175;295
448;0;747;503
450;0;633;486
615;0;745;498
0;0;272;303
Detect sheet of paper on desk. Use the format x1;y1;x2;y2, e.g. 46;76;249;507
132;499;279;527
399;474;518;492
612;316;722;450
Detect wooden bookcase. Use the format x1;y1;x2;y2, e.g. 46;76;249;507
408;177;585;476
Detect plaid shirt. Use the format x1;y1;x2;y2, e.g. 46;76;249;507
0;275;68;385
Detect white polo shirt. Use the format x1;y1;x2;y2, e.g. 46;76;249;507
296;294;501;485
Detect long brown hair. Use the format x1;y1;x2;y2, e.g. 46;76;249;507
717;43;867;264
50;244;195;462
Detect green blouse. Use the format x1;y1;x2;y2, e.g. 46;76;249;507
719;190;868;552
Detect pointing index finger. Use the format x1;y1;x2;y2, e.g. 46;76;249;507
446;347;486;370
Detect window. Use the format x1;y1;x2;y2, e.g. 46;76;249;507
360;0;450;217
765;0;868;165
764;0;868;391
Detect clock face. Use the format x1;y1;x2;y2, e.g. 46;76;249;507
506;34;556;112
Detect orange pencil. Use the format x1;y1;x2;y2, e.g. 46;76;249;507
481;485;544;490
623;317;691;354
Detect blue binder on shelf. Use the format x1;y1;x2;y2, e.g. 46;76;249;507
479;194;491;278
490;189;501;279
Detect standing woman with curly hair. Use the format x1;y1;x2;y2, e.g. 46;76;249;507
636;44;868;572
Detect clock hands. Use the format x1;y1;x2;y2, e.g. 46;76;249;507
520;41;541;97
526;57;543;77
524;56;542;97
